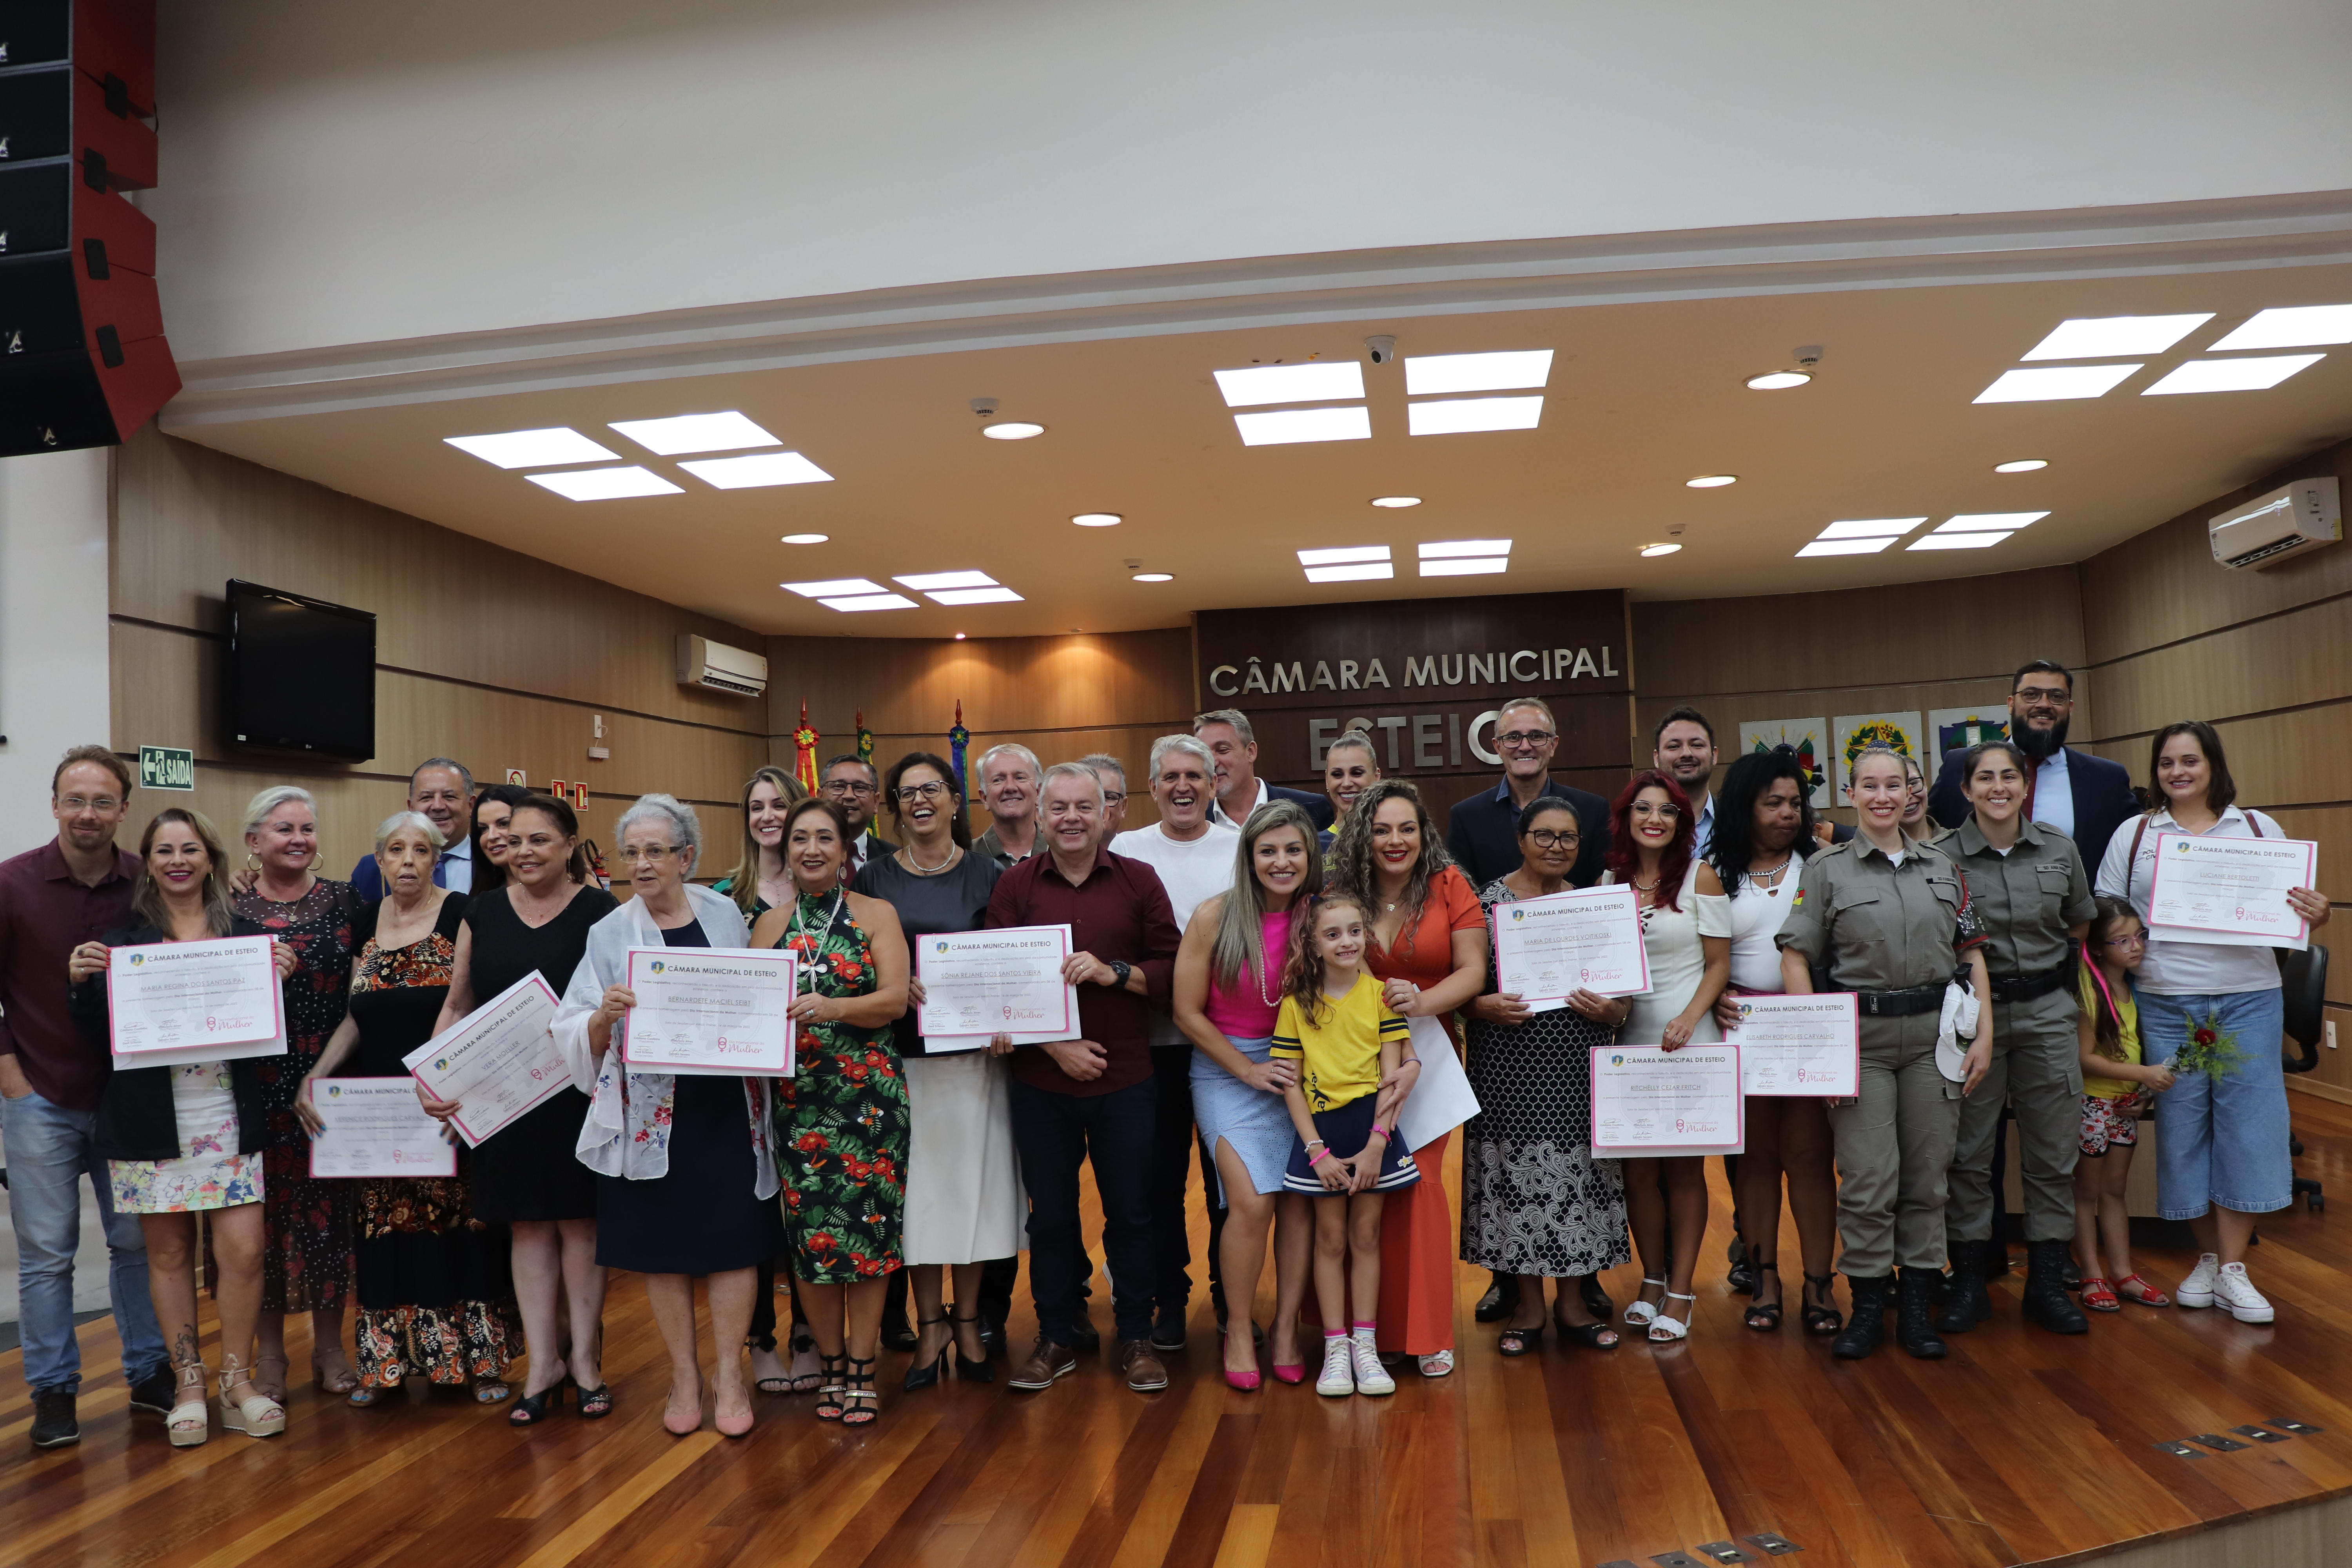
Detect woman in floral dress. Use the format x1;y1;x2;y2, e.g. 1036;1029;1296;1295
751;797;911;1427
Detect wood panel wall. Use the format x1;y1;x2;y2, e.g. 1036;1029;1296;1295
1631;565;2089;821
764;629;1198;834
2074;434;2352;1102
110;430;772;880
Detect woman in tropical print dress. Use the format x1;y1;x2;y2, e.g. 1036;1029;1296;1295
751;798;911;1427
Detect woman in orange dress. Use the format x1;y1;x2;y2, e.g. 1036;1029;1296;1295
1324;780;1488;1376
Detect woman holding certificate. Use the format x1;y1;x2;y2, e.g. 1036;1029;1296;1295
232;786;366;1402
1463;797;1631;1354
2093;721;2329;1325
1325;780;1483;1377
297;812;519;1406
753;797;912;1425
557;794;785;1437
71;808;299;1446
854;752;1013;1393
1600;772;1733;1343
432;791;617;1426
1777;746;1993;1361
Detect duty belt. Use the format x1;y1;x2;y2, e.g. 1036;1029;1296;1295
1837;982;1947;1018
1986;962;2073;1005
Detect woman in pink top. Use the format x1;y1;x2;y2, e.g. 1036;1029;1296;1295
1174;801;1321;1388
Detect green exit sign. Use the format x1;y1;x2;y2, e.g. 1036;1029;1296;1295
139;746;195;791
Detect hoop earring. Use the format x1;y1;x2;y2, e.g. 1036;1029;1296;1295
245;853;261;872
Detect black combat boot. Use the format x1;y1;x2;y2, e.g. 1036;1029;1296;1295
2021;1238;2090;1334
1896;1267;1948;1359
1936;1238;1989;1334
1831;1275;1890;1360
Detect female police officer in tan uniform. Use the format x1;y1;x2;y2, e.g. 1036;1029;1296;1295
1777;746;1993;1361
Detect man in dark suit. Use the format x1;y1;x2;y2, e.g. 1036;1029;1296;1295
1926;660;2138;869
1442;695;1610;890
1194;709;1336;831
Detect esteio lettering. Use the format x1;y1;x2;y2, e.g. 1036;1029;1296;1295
1206;644;1619;699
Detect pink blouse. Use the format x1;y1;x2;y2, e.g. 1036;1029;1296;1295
1204;909;1292;1040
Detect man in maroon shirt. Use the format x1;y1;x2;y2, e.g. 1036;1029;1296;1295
0;746;172;1448
989;763;1181;1395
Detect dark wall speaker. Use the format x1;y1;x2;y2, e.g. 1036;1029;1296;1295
0;0;180;458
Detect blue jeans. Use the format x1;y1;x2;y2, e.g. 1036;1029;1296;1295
2;1088;167;1392
2138;989;2292;1220
1009;1075;1158;1344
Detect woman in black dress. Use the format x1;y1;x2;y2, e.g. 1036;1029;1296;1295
299;813;519;1404
427;793;616;1425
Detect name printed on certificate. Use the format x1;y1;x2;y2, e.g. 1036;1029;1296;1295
2146;831;2318;950
403;972;567;1149
307;1078;457;1179
1589;1045;1744;1154
918;925;1081;1051
621;947;796;1076
107;935;287;1068
1726;993;1860;1097
1492;885;1650;1007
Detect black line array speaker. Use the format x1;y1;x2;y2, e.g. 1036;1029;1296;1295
0;0;179;457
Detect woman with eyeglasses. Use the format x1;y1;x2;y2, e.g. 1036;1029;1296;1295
2093;721;2329;1326
853;752;1015;1392
554;794;784;1437
1899;754;1937;841
1463;798;1630;1354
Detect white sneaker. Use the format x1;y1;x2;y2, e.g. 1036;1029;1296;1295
2213;1263;2274;1324
1315;1337;1355;1397
2176;1252;2221;1309
1351;1336;1396;1396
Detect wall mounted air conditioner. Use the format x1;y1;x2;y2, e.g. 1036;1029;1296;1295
675;634;769;697
2210;477;2340;570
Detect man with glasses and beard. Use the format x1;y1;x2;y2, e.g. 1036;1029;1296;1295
1927;661;2137;869
1443;696;1608;890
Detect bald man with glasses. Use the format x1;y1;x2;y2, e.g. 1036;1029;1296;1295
1443;697;1609;891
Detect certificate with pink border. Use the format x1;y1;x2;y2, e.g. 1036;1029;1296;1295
1589;1045;1744;1154
107;935;287;1069
1726;993;1859;1096
1491;884;1650;1009
918;924;1080;1052
2146;831;2317;950
403;972;566;1148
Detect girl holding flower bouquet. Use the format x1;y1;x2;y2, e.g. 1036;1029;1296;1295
2072;897;2175;1311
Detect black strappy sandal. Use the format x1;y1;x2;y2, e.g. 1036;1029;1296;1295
508;1380;563;1426
904;1315;950;1392
576;1383;614;1419
841;1357;879;1426
1744;1260;1783;1332
814;1352;849;1422
952;1312;995;1384
1801;1272;1844;1336
1497;1320;1543;1356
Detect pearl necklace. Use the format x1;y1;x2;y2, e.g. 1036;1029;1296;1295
902;841;958;876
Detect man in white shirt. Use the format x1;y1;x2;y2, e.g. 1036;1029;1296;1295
349;757;474;898
820;754;897;882
1112;734;1241;1350
1653;707;1719;857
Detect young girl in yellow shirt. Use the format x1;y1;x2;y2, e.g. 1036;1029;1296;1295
2074;897;2176;1311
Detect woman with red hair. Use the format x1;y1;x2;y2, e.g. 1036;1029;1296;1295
1602;771;1732;1342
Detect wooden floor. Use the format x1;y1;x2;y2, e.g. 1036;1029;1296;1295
7;1100;2352;1568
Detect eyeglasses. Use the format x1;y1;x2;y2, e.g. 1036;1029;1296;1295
1630;802;1681;817
1100;791;1128;806
1524;829;1579;849
824;780;877;797
617;844;684;864
1497;730;1555;750
2013;686;2074;706
58;796;122;813
895;781;952;803
2103;932;2147;949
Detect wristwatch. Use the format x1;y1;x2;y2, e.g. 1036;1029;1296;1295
1107;960;1132;988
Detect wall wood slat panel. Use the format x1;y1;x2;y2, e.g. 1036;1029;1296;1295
2090;596;2352;743
2080;704;2352;817
767;631;1195;744
2080;437;2352;666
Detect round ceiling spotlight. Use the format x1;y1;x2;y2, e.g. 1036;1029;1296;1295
980;421;1046;441
1370;495;1421;508
1639;542;1683;557
1745;371;1812;391
1685;474;1737;489
780;532;829;544
1132;572;1174;583
954;632;967;640
1072;512;1122;528
1993;459;2049;474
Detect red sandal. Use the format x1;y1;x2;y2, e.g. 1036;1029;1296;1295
2079;1277;2121;1312
2112;1273;2171;1307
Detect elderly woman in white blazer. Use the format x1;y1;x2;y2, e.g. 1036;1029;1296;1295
554;793;782;1439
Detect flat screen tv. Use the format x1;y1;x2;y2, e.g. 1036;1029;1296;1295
223;580;376;760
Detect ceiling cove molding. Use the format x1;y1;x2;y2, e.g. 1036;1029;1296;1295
163;190;2352;427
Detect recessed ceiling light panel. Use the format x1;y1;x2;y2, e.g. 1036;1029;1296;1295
1132;572;1174;583
1403;350;1553;396
1973;365;2140;403
1686;474;1737;488
524;466;682;501
1213;362;1366;407
782;577;886;598
1370;496;1421;508
1297;546;1392;566
781;532;829;544
1235;407;1373;445
1908;532;2012;550
608;411;780;455
2209;304;2352;351
2141;355;2324;395
1796;537;1896;557
1406;397;1543;436
1639;543;1682;557
2020;314;2212;361
980;421;1045;440
1419;557;1509;577
893;570;999;592
1418;539;1512;559
680;452;833;489
1072;512;1123;527
1816;517;1927;540
446;427;619;469
925;586;1024;606
1746;371;1811;390
1303;563;1394;584
820;593;919;612
1936;511;2049;534
1993;459;2048;474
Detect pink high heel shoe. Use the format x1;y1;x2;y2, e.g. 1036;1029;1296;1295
1219;1327;1263;1390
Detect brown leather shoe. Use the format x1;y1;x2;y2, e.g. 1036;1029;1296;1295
1007;1336;1078;1392
1118;1339;1169;1392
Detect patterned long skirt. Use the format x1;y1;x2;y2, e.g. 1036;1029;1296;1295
774;1034;911;1284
